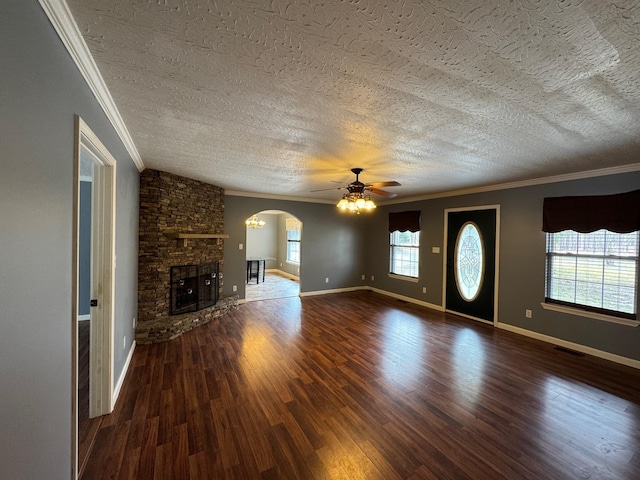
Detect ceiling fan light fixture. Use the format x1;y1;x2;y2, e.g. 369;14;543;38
245;215;266;229
337;195;350;210
364;196;376;210
328;168;396;214
337;192;376;214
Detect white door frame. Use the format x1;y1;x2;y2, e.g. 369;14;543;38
72;116;116;477
442;204;501;325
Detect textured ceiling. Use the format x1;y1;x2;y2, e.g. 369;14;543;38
66;0;640;202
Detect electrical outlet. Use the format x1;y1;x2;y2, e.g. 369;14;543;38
525;309;532;318
232;285;237;292
422;287;427;293
325;277;329;283
280;263;283;267
239;243;243;250
361;274;365;280
371;275;375;281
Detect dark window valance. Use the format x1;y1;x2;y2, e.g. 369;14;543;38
542;189;640;233
389;210;421;233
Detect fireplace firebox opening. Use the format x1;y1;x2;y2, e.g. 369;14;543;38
170;262;219;315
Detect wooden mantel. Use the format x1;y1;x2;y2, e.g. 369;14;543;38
172;233;229;247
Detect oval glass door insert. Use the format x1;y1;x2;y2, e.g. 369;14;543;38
455;222;485;301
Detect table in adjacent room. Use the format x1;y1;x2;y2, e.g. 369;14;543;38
246;258;273;284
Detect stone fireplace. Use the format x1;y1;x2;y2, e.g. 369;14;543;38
135;169;237;345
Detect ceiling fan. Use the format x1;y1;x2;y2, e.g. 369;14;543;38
312;168;401;198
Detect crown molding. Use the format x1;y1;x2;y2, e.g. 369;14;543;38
39;0;144;172
228;162;640;206
381;162;640;206
225;190;335;204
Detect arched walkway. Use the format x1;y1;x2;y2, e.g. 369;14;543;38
245;210;301;301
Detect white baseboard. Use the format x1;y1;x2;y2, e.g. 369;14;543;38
299;286;366;297
497;323;640;370
265;268;300;281
112;340;136;407
299;285;444;314
77;314;90;321
370;287;444;312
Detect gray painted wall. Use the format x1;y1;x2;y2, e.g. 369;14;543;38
224;197;366;299
0;1;139;478
366;171;640;361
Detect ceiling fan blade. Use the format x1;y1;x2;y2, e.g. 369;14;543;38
367;187;398;198
365;181;401;188
310;186;345;192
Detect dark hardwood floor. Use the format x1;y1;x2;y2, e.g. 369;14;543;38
82;291;640;479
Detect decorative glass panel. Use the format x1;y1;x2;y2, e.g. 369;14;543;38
455;222;484;301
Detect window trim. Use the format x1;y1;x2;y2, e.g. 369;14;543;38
388;272;420;283
541;301;639;327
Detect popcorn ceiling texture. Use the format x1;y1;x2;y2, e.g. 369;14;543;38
68;0;640;199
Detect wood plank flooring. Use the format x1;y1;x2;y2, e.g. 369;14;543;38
82;291;640;479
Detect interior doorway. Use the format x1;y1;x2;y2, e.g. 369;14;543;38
72;116;117;477
245;210;301;302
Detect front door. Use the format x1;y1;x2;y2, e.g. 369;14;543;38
445;207;499;324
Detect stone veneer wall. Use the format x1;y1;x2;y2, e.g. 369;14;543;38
136;169;237;344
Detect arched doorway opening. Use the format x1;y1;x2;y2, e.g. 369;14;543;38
245;210;301;302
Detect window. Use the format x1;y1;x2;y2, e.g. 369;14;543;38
286;228;301;264
389;230;419;278
545;229;638;319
